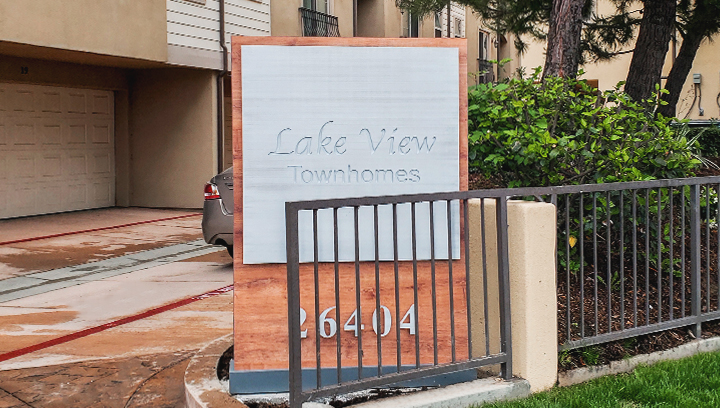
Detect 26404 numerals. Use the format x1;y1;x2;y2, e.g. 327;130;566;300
299;304;417;339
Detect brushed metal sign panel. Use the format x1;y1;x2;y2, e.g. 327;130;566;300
242;45;460;264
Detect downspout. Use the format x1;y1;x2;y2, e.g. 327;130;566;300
446;0;451;37
217;0;229;174
353;0;357;36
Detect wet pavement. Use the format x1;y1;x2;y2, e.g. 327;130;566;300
0;208;235;407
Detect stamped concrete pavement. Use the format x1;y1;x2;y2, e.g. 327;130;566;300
0;208;236;408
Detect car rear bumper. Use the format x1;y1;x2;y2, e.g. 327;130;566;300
202;199;234;246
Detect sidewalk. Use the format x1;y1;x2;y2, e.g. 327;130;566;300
0;208;235;408
0;207;204;281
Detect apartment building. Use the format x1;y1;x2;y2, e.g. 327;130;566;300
0;0;269;219
0;0;500;220
271;0;498;85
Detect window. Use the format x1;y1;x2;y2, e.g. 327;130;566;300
303;0;329;14
478;30;493;84
402;11;419;38
454;18;462;38
479;30;489;60
434;12;442;38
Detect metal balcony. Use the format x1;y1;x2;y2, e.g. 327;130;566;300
478;59;494;84
300;7;340;37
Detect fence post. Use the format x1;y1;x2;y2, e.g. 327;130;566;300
468;199;557;392
286;203;303;408
690;185;702;338
496;197;513;380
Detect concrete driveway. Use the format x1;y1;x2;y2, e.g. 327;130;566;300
0;208;235;407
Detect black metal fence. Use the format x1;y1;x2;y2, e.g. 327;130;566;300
552;176;720;351
300;7;340;37
284;175;720;406
285;191;515;408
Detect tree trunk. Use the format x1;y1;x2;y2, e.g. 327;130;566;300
543;0;585;78
658;31;704;118
624;0;676;102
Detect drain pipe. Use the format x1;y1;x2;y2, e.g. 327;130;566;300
446;0;451;37
217;0;229;174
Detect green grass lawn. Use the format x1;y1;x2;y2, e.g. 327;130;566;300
479;351;720;408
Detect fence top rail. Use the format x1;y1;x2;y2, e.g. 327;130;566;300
285;175;720;211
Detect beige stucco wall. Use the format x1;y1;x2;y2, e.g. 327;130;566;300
469;199;558;392
384;2;403;38
465;11;480;77
129;68;217;209
674;39;720;120
0;0;167;63
335;0;356;37
0;55;128;91
357;0;386;37
270;0;303;36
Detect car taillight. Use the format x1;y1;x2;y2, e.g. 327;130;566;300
204;183;220;200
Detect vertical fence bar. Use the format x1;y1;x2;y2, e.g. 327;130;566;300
462;199;474;360
717;184;720;312
496;197;513;380
682;187;687;318
374;205;382;377
690;185;702;337
392;204;401;372
565;194;571;341
313;209;321;388
429;201;438;366
669;188;674;320
411;202;420;368
593;193;599;334
580;193;585;338
354;206;363;379
606;191;612;332
706;185;711;313
446;200;457;362
645;189;650;326
480;199;490;356
633;190;638;327
657;188;662;323
620;190;625;330
333;208;342;383
285;204;302;408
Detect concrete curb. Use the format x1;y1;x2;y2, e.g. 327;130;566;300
351;377;530;408
185;335;530;408
558;336;720;387
184;334;247;408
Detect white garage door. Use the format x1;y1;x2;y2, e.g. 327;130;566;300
0;83;115;219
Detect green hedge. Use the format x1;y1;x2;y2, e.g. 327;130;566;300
687;125;720;157
468;69;702;188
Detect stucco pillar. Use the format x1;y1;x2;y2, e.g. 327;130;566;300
468;199;557;392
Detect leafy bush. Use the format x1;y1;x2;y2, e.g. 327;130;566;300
468;68;702;188
686;124;720;157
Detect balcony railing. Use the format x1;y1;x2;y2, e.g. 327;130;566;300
300;7;340;37
478;59;494;84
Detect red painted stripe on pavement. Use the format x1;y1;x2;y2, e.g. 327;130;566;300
0;284;233;363
0;213;202;246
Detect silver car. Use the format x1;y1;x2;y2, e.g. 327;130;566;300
202;167;234;257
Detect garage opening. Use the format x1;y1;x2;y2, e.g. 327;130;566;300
0;82;115;219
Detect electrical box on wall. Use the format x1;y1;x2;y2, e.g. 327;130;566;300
693;73;702;84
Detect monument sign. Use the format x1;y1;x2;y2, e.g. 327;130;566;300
232;36;468;393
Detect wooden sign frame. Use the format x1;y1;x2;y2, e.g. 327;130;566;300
231;36;468;387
